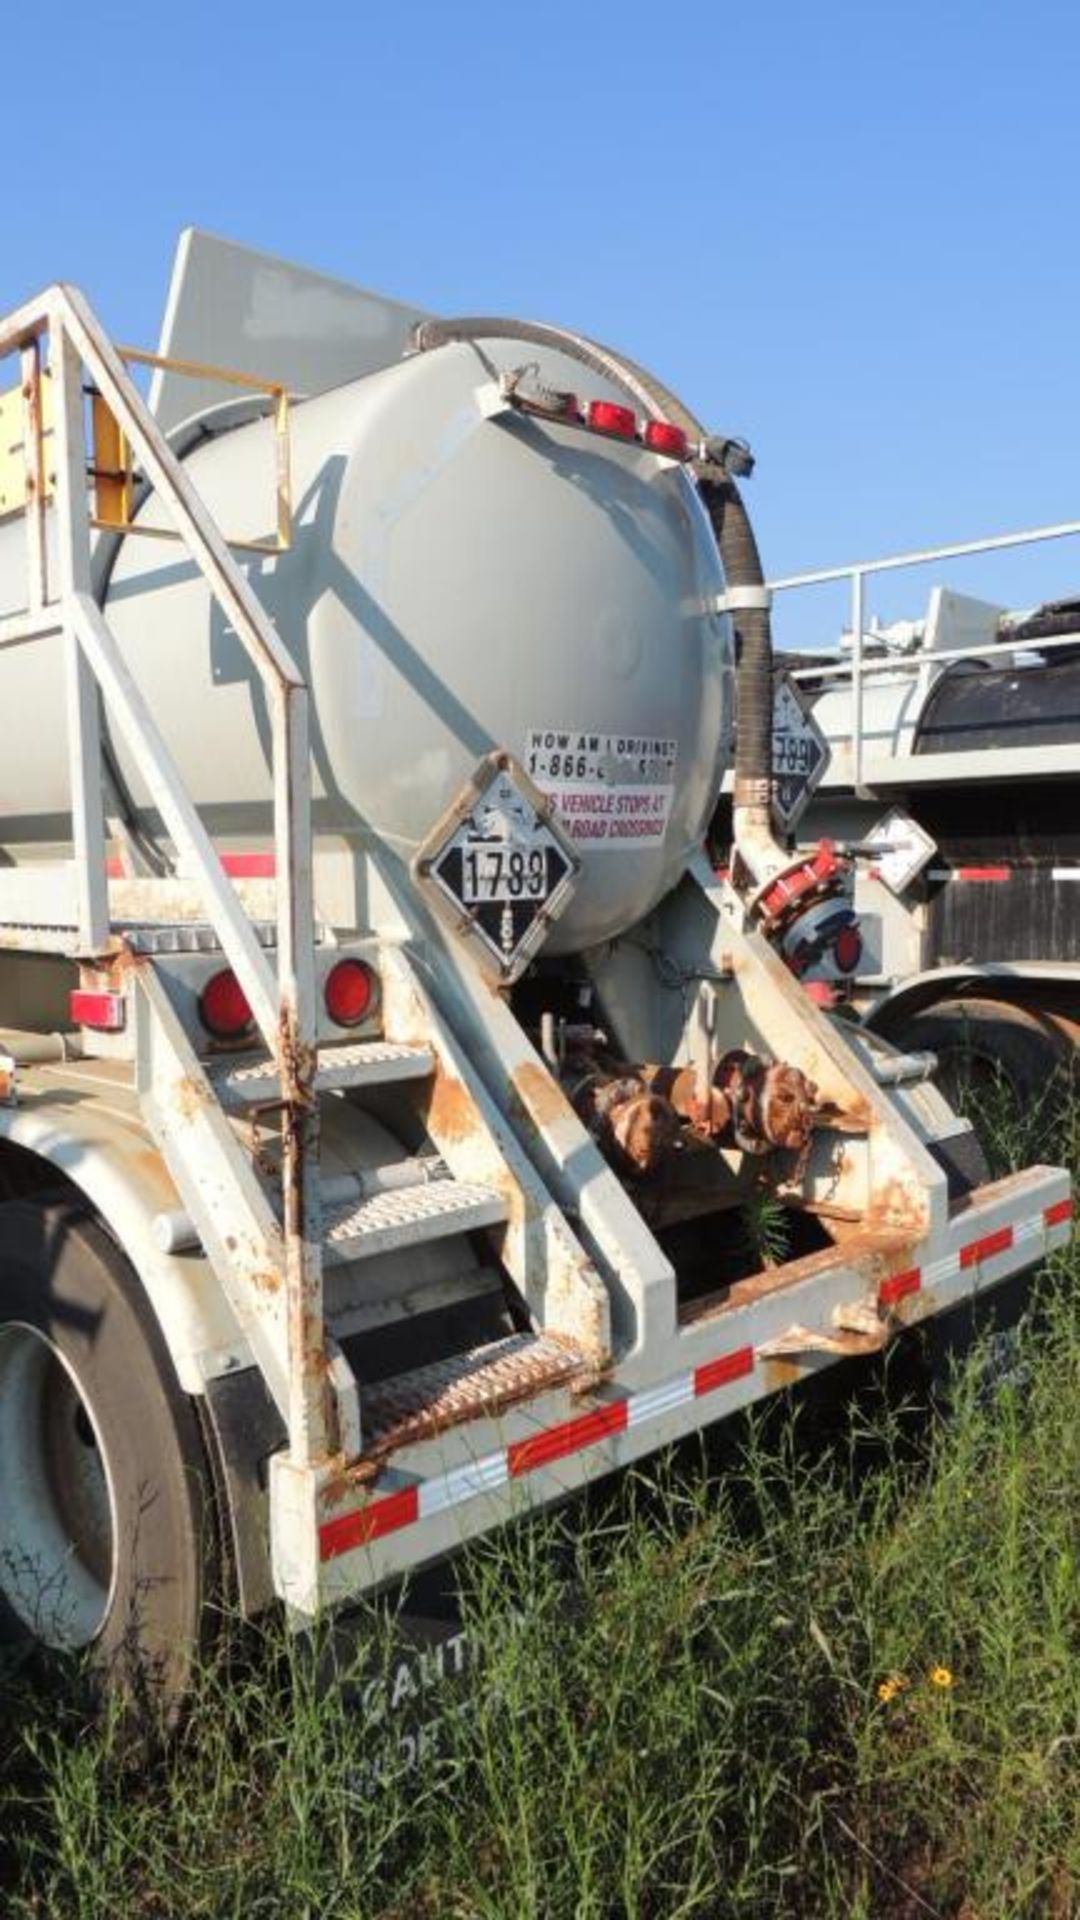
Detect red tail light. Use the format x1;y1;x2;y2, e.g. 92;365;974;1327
833;925;863;974
199;969;254;1039
586;400;637;440
643;419;689;459
324;959;376;1028
70;989;125;1032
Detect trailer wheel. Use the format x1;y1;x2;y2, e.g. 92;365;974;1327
893;997;1070;1122
0;1198;216;1706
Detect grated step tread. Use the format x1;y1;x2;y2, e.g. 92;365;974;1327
208;1040;434;1107
361;1333;587;1458
323;1177;508;1262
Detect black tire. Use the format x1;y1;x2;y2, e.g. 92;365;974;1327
927;1125;989;1198
893;997;1071;1134
0;1197;216;1707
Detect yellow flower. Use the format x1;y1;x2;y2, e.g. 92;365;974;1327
929;1665;954;1689
877;1672;908;1703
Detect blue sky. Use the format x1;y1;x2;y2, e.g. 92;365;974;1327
8;0;1080;646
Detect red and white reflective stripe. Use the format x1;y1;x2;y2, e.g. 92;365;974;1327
320;1200;1072;1566
929;865;1080;884
221;851;276;878
104;851;275;880
878;1199;1072;1309
960;1224;1013;1268
319;1344;754;1563
878;1266;920;1306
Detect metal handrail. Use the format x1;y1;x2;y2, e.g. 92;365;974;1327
767;516;1080;788
0;282;324;1465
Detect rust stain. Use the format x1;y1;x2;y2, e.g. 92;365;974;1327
426;1067;477;1145
96;943;149;988
248;1267;282;1295
763;1357;803;1392
680;1225;917;1328
131;1144;180;1202
867;1171;927;1238
320;1468;359;1511
172;1074;210;1121
510;1060;575;1132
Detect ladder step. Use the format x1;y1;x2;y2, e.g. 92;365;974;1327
323;1178;508;1263
208;1040;435;1108
361;1332;587;1459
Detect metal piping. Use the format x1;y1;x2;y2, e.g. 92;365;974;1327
0;1027;80;1065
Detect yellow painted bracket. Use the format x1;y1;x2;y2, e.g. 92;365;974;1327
0;339;291;553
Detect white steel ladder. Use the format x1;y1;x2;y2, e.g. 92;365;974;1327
0;283;329;1470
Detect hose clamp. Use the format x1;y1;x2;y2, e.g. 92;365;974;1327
714;585;773;614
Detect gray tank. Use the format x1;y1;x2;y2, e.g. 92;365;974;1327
0;335;732;953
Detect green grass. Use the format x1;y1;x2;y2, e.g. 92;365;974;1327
3;1094;1079;1918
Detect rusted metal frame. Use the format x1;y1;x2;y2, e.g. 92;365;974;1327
110;339;291;553
119;339;286;393
68;590;279;1031
272;680;329;1468
56;287;302;690
19;336;48;608
379;944;614;1362
681;855;949;1237
310;1168;1071;1614
134;966;293;1421
86;518;289;556
55;294;296;1001
0;293;52;361
55;290;302;1027
51;288;330;1464
50;324;110;952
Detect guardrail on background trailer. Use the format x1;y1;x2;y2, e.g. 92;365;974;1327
769;516;1080;791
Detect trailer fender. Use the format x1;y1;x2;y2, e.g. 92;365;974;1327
865;961;1080;1038
0;1092;247;1396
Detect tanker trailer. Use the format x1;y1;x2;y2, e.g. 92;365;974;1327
757;538;1080;1106
0;233;1067;1703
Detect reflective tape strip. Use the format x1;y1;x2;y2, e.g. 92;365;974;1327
694;1346;754;1397
929;866;1080;884
879;1267;921;1306
920;1248;961;1291
221;851;276;878
317;1202;1068;1563
320;1485;420;1562
626;1373;695;1429
1012;1216;1045;1254
105;850;274;882
960;1225;1014;1269
318;1344;754;1561
508;1401;628;1477
420;1452;509;1519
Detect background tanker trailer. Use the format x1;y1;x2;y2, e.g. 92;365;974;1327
0;232;1068;1702
761;520;1080;1106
